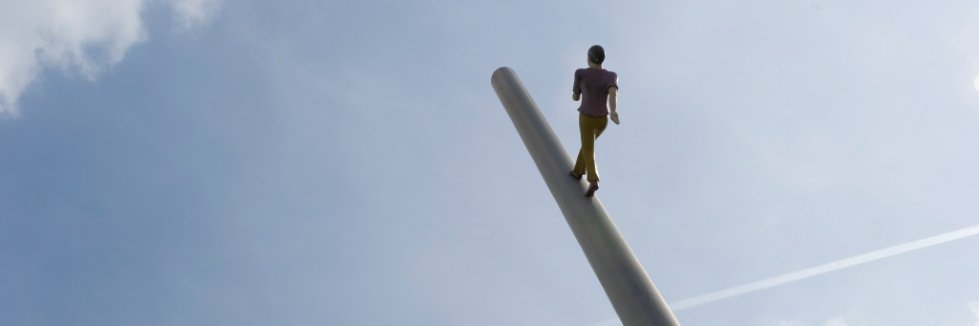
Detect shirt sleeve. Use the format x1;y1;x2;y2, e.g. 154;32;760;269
609;72;619;90
572;69;582;94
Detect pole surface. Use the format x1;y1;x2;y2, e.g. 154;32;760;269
491;67;679;326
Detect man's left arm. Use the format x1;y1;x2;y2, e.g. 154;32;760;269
608;86;619;124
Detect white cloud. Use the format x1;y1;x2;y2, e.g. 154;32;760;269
824;315;848;326
970;301;979;326
170;0;220;31
0;0;220;115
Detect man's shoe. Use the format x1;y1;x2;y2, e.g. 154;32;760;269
585;182;599;197
569;171;583;180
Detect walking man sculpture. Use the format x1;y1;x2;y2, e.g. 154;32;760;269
569;45;619;197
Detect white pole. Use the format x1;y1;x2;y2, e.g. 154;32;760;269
491;67;679;326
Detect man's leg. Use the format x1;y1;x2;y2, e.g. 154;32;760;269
582;115;601;183
580;123;606;174
585;115;609;183
573;149;586;176
595;118;608;140
572;114;588;176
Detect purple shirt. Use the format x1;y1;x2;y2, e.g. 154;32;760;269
573;68;618;117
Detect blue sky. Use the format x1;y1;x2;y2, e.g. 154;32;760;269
2;1;979;325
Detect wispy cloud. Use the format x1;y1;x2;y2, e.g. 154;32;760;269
671;225;979;310
823;315;849;326
588;225;979;326
0;0;220;115
970;301;979;326
774;320;803;326
170;0;221;31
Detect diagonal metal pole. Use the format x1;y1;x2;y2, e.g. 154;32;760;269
491;67;679;326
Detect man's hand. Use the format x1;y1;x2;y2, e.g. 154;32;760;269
610;112;620;125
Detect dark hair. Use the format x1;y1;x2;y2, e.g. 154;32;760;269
588;45;605;64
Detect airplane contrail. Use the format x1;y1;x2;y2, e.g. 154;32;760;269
671;224;979;310
590;224;979;326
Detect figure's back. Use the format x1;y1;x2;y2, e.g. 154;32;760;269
574;68;618;117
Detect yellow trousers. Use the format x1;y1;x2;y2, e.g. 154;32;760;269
573;113;608;182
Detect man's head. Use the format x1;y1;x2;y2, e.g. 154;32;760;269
587;45;605;65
